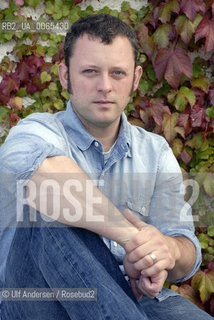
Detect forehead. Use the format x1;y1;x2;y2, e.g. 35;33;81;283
69;34;135;68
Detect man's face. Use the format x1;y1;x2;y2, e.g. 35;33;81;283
60;34;142;132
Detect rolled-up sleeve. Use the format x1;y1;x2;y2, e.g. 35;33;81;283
149;142;202;282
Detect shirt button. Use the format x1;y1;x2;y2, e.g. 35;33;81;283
101;172;105;177
141;207;146;213
94;141;99;147
113;241;117;247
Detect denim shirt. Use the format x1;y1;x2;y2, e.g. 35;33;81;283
0;100;201;302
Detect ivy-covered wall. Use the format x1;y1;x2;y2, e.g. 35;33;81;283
0;0;213;316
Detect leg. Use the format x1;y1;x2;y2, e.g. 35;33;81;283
2;211;149;320
138;294;214;320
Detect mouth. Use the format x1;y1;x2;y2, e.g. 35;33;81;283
93;100;114;104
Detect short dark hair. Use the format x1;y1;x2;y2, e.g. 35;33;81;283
64;13;139;69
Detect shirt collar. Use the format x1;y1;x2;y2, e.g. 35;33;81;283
62;100;131;155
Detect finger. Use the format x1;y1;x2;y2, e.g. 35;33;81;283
137;277;158;299
139;277;160;297
123;209;147;230
140;260;169;277
130;278;143;300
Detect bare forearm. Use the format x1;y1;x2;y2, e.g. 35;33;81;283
27;156;138;247
166;236;196;281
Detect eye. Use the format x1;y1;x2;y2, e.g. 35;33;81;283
83;69;97;74
114;71;123;75
112;70;126;78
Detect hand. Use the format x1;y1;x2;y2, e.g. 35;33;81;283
124;253;168;300
135;270;168;299
123;209;178;278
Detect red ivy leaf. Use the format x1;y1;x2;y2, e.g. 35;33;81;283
209;88;214;105
195;16;214;53
74;0;83;4
190;104;206;127
154;47;192;89
177;113;192;136
150;98;171;126
0;75;20;105
180;148;192;165
180;0;206;21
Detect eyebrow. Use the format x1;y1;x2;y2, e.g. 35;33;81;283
80;65;130;72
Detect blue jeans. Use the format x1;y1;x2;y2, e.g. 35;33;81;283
1;213;213;320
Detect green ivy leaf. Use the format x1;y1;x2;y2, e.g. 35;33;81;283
175;14;195;45
41;71;51;83
52;11;63;20
208;226;214;237
61;89;70;100
51;63;59;76
191;78;210;93
203;173;214;198
172;138;183;157
174;87;196;112
162;112;179;142
45;2;55;15
159;0;179;23
153;24;171;48
186;133;204;149
206;106;214;118
191;270;214;304
49;82;58;91
54;99;64;110
62;6;70;17
27;0;41;9
47;47;58;56
198;233;209;249
0;108;9;122
121;1;130;11
34;44;45;57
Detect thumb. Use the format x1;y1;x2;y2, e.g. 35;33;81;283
123;209;147;230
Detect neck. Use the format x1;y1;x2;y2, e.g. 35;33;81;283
84;121;120;152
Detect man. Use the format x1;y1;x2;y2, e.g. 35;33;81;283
0;14;212;319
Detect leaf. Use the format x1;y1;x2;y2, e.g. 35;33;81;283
172;138;183;157
150;98;171;126
162;112;179;142
175;15;195;45
174;86;196;112
0;108;9;122
177;113;192;136
208;226;214;237
195;16;214;53
40;71;51;84
54;99;64;110
191;78;210;93
191;270;214;303
180;0;206;21
180;147;193;165
48;82;57;91
179;284;201;307
206;106;214;118
27;0;40;9
209;89;214;105
158;0;179;23
154;47;192;89
8;97;23;110
190;104;206;128
153;24;171;48
186;133;203;149
198;233;209;249
203;173;214;198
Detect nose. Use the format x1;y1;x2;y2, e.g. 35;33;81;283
96;73;112;93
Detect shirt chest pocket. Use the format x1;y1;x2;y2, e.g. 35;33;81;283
126;200;150;222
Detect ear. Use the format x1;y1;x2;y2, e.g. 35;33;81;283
133;66;142;91
58;62;68;89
